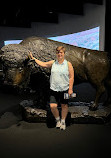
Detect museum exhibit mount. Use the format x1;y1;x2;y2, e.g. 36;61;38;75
0;36;111;124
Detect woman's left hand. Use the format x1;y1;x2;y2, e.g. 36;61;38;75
68;89;73;97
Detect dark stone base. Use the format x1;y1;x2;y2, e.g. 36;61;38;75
20;100;111;124
20;100;47;123
69;104;111;124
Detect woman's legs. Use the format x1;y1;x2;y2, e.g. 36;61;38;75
60;104;68;130
50;103;68;120
49;90;69;130
50;103;61;128
50;103;59;118
61;104;68;120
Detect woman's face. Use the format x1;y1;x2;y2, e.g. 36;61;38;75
56;50;65;61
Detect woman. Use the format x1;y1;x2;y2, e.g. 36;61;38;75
29;46;74;130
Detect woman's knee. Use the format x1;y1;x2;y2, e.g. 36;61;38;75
50;103;58;109
61;104;68;109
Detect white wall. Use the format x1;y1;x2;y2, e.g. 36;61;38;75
0;1;105;51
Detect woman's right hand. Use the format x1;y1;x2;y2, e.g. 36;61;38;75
29;52;34;59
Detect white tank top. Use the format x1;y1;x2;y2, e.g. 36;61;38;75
50;59;69;92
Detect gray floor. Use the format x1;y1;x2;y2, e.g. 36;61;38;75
0;83;110;158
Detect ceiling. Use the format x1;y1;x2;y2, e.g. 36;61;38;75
0;0;103;27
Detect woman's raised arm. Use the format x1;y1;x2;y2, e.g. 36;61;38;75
29;52;54;68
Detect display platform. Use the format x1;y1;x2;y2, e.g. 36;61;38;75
20;100;111;124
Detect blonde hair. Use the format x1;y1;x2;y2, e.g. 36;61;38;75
56;46;65;53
